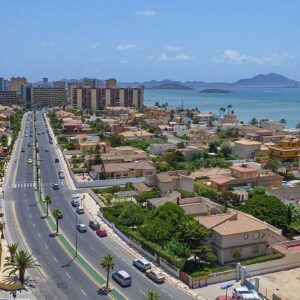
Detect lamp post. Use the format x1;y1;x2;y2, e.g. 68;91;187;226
75;211;78;258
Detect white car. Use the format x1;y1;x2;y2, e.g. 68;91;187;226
133;258;151;272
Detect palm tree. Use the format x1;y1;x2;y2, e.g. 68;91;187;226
250;117;258;126
100;254;114;290
227;104;232;115
0;221;5;239
280;118;287;127
4;250;40;284
44;195;52;217
219;107;225;118
296;122;300;137
8;243;18;263
53;208;62;235
146;289;160;300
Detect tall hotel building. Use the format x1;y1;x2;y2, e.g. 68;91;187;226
71;79;144;110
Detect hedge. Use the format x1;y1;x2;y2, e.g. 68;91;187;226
241;253;283;266
72;167;88;174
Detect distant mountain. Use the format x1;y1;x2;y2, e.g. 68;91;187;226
233;73;299;87
200;88;231;93
148;82;193;90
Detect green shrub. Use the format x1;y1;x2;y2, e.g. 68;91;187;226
241;254;283;266
72;167;88;174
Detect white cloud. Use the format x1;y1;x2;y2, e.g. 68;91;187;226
89;43;100;49
158;53;172;61
175;53;195;61
117;44;136;51
120;59;128;64
134;10;156;16
40;41;54;47
214;49;295;65
165;45;182;52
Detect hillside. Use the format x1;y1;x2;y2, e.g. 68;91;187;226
147;82;193;90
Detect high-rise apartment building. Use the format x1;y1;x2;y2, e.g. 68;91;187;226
0;91;18;106
71;79;144;110
42;77;49;86
0;78;9;91
9;76;27;92
53;80;66;89
31;87;67;108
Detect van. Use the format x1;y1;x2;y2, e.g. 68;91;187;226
112;270;132;287
240;291;262;300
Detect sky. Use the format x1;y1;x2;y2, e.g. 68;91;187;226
1;0;300;82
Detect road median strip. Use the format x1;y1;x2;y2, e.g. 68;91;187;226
33;116;126;300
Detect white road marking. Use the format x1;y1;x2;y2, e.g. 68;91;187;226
139;289;146;296
29;214;32;219
52;257;58;263
38;233;41;238
80;289;87;296
168;293;174;298
44;244;48;250
90;246;95;252
33;224;36;228
66;272;71;279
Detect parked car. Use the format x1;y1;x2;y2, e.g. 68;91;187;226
27;159;33;164
145;269;165;283
77;224;87;233
53;183;59;190
55;158;59;163
112;270;132;287
49;140;53;144
96;227;107;237
59;172;65;179
28;143;31;147
89;220;100;230
232;287;253;299
133;258;151;272
71;199;80;207
45;148;49;152
76;206;85;214
21;148;25;152
72;194;82;201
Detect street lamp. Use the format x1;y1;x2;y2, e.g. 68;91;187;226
75;210;78;258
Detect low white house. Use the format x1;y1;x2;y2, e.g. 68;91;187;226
148;143;176;155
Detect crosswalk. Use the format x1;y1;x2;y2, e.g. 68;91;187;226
12;181;64;189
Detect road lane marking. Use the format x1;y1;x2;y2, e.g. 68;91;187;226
44;244;48;250
80;289;87;296
168;293;174;298
65;272;71;279
33;224;36;228
38;233;41;238
29;214;32;219
139;290;146;296
90;246;95;252
52;257;58;263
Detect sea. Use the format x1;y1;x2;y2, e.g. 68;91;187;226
144;88;300;128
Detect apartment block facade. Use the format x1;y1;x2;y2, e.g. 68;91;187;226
0;91;18;106
71;79;144;110
31;87;67;108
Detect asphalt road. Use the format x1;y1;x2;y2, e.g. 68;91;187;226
4;112;111;300
35;111;195;300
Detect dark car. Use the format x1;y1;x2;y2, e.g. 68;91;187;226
53;183;59;190
96;228;107;237
71;199;80;207
49;140;53;144
28;143;31;147
21;148;25;152
55;158;59;163
89;220;100;230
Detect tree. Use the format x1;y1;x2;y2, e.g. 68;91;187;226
118;203;145;228
109;134;125;147
194;181;218;200
231;248;242;260
239;194;288;230
0;222;5;239
53;208;62;235
8;243;18;263
250;118;258;126
219;107;226;117
249;186;266;198
220;144;233;159
4;250;40;284
208;141;219;153
146;289;160;300
265;158;281;173
100;254;114;290
193;245;217;263
44;195;52;217
280;119;287;127
207;116;214;127
166;239;191;259
227;104;232;115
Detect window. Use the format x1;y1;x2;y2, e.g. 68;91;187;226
244;233;248;240
252;245;259;254
253;232;260;239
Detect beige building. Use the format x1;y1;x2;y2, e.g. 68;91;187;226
90;161;156;185
155;170;194;196
197;211;286;264
209;164;282;191
9;76;27;92
120;129;154;140
31;87;67;108
234;139;262;159
71;79;144;110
